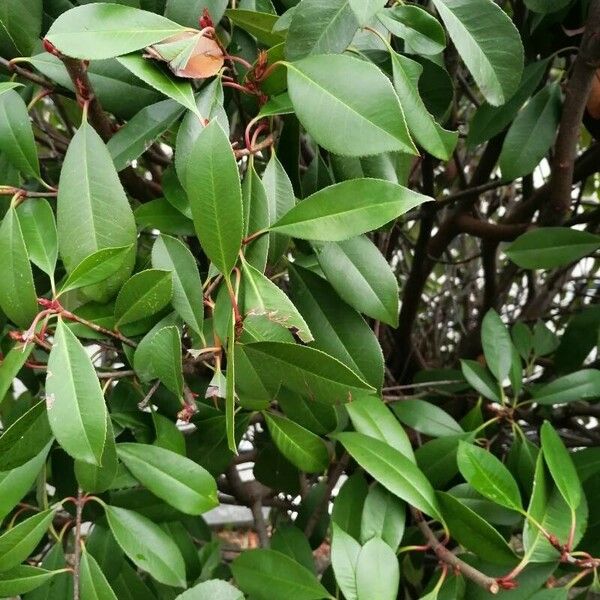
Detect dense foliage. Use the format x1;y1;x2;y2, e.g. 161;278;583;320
0;0;600;598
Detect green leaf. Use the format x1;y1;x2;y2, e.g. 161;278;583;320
0;90;39;178
0;566;60;597
116;54;199;116
108;99;184;171
80;550;117;600
0;400;52;471
116;443;218;515
57;121;136;303
378;5;446;55
16;199;58;277
175;579;244;600
0;509;55;572
135;198;195;236
289;264;383;388
242;260;313;343
524;0;571;14
286;54;417;156
75;413;118;493
45;3;186;59
114;269;173;327
149;325;183;396
331;472;368;540
0;207;39;327
264;411;329;473
457;441;522;511
499;84;562;180
314;235;399;326
533;369;600;405
390;52;457;161
331;523;360;600
271;525;315;573
505;227;600;270
231;549;331;600
60;245;134;295
437;491;516;566
46;318;108;465
285;0;359;61
460;359;500;402
0;82;23;97
184;120;243;277
360;484;406;550
151;234;204;335
335;432;442;521
0;0;41;57
237;341;374;404
165;0;228;27
540;421;582;511
346;395;414;462
355;537;399;600
430;0;523;106
226;313;237;453
242;162;270;271
105;505;186;587
271;179;428;241
24;542;71;600
392;399;463;438
481;309;512;383
225;9;284;46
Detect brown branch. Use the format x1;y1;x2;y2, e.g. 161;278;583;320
0;56;55;89
60;308;137;348
454;214;529;241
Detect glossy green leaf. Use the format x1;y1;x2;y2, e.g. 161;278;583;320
60;245;134;295
540;421;582;510
16;199;58;277
331;472;368;540
162;166;191;218
135;198;195;236
151;234;204;335
355;537;399;600
457;441;522;511
226;312;237;453
231;549;331;600
0;90;39;179
0;566;60;597
105;505;186;587
165;0;228;27
185;120;243;276
149;325;184;397
481;309;512;383
289;264;383;388
108;99;184;171
46;318;108;465
285;0;359;60
45;3;186;59
314;235;399;326
117;54;199;116
505;227;600;269
264;411;329;473
271;525;315;574
237;341;374;404
379;5;446;55
0;509;54;572
242;260;312;343
392;399;463;438
430;0;523;105
271;179;427;241
114;269;173;327
286;54;417;156
0;207;38;327
360;484;406;550
460;359;500;402
437;491;516;566
346;395;414;461
57;121;136;303
331;524;360;600
0;0;41;57
0;400;51;471
499;84;561;180
533;369;600;405
242;162;270;271
80;550;117;600
117;443;218;515
24;542;71;600
335;432;442;521
225;9;284;46
175;579;244;600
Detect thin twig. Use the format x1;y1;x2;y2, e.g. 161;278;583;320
72;488;84;600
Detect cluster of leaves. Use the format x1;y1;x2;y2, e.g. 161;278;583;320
0;0;600;599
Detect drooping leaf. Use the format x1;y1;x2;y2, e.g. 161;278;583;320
331;524;360;600
271;179;428;241
80;550;118;600
355;537;399;600
430;0;523;105
185;120;243;277
286;54;417;156
45;3;186;59
360;484;406;550
16;199;58;277
46;318;108;465
116;443;218;515
105;505;187;588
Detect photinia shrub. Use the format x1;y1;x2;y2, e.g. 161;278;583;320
0;0;600;598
